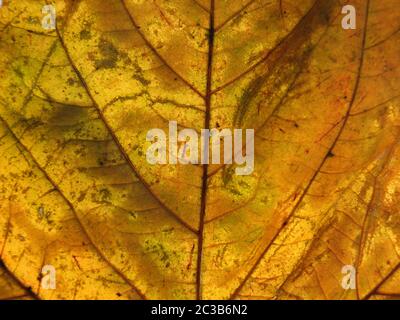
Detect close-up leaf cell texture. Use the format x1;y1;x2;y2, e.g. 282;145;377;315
0;0;399;300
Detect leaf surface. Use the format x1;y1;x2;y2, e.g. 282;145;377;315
0;0;399;299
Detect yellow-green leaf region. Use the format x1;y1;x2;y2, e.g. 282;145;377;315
0;0;399;300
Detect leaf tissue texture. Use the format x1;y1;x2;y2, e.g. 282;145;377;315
0;0;399;300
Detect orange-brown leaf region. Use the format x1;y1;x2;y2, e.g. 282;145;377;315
0;0;399;300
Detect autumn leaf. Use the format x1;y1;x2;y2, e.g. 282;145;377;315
0;0;399;300
0;262;34;300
